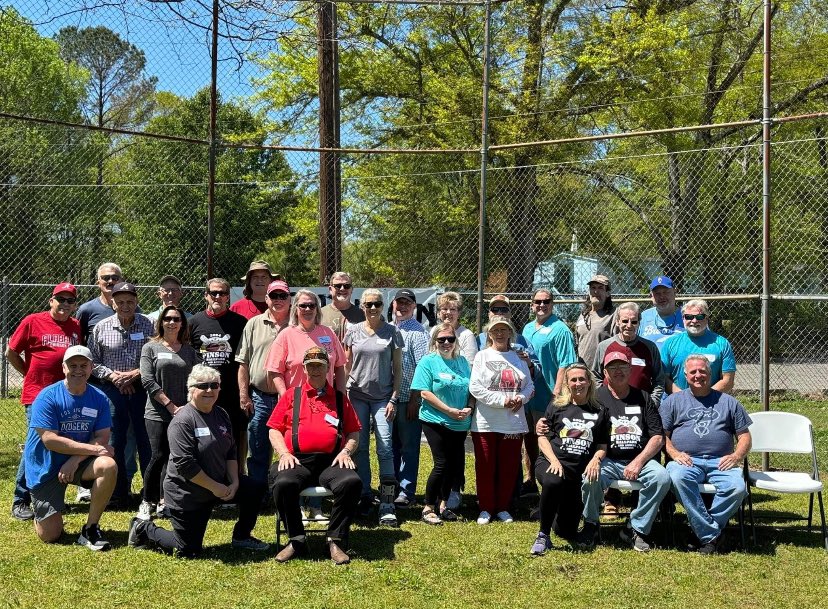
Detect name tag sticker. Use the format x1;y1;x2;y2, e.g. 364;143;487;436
438;372;454;381
705;354;717;362
318;336;332;344
130;332;144;341
157;352;173;360
81;407;97;418
324;413;339;427
376;338;390;346
625;406;642;415
631;357;646;366
583;413;598;420
195;427;210;437
539;327;552;335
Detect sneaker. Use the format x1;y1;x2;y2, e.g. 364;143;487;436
698;536;720;555
155;504;170;519
446;490;461;511
77;523;111;551
231;536;270;551
136;500;154;522
75;486;92;503
575;521;600;549
394;492;412;507
309;506;329;524
531;531;552;556
378;502;398;527
620;526;652;552
476;511;492;525
127;517;148;549
11;502;34;521
495;511;514;523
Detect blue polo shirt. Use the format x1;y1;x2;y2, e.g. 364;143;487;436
661;329;736;390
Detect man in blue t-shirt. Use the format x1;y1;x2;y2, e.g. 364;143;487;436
660;354;752;554
661;299;736;394
24;345;117;551
638;276;685;352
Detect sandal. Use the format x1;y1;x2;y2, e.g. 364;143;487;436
421;508;443;526
439;508;460;522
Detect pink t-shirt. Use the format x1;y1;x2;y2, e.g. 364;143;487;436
264;325;345;388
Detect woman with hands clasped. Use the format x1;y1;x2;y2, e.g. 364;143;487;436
411;322;474;525
530;363;609;555
469;316;534;526
127;365;268;557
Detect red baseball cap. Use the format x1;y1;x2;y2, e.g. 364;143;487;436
52;282;77;297
603;351;631;367
267;279;290;294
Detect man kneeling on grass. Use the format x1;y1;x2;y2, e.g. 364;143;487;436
23;345;117;550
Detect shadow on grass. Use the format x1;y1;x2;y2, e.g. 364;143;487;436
349;527;412;561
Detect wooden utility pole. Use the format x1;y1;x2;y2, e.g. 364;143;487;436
317;0;342;283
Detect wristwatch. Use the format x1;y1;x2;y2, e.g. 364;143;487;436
342;447;352;456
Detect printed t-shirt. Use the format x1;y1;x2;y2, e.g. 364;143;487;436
542;401;609;477
596;385;662;462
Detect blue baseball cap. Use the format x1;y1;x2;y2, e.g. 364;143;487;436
649;276;674;290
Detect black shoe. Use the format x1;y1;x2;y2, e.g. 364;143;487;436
698;535;720;555
686;531;702;552
575;521;600;549
11;502;34;521
127;517;149;549
77;523;111;551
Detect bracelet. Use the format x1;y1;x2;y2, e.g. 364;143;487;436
389;397;399;405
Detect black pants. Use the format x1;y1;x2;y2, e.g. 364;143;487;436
535;458;584;540
421;421;467;507
142;418;170;504
143;475;265;558
269;453;362;542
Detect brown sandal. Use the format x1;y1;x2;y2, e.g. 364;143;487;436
421;508;443;526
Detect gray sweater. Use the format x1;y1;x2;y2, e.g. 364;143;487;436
140;341;200;422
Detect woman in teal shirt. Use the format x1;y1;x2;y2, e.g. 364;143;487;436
411;322;474;525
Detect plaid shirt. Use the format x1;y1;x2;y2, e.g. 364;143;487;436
395;317;430;402
89;313;155;379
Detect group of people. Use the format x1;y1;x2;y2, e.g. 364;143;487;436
7;263;751;560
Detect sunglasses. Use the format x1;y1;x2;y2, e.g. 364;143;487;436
162;316;182;323
332;283;352;290
297;303;317;310
194;382;220;390
619;319;639;325
490;306;510;314
683;313;707;321
207;290;229;298
53;296;77;304
533;299;552;305
436;336;457;344
364;301;384;309
100;275;121;282
268;292;290;300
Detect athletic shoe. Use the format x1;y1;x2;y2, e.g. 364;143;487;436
620;525;652;552
155;504;170;519
136;500;154;522
127;517;148;549
476;511;492;525
231;536;270;551
75;486;91;503
495;511;514;523
77;523;111;551
531;531;552;556
378;502;398;527
11;502;34;521
394;492;412;507
575;521;599;549
446;490;462;511
698;536;720;555
309;506;329;524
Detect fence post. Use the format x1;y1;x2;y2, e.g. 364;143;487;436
476;0;493;334
1;276;8;399
206;0;219;279
760;0;773;471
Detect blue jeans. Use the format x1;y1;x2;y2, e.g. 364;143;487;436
14;405;32;505
351;396;395;499
392;401;422;498
582;458;671;535
247;388;277;485
103;383;151;500
667;456;746;543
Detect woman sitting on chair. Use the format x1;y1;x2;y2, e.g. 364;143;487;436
268;347;362;565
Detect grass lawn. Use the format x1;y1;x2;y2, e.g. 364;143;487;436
1;397;827;609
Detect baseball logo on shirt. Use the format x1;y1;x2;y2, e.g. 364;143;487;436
610;415;642;450
559;418;595;455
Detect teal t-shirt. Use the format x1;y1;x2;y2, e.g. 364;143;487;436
661;329;737;390
411;352;472;431
522;315;577;412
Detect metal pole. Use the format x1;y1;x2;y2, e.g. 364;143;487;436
206;0;219;279
760;0;772;470
1;276;8;399
476;0;492;333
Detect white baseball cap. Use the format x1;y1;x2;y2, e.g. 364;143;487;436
63;345;93;363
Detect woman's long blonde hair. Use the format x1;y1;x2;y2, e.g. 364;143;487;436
553;363;600;409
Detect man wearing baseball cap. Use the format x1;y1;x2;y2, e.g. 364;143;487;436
7;282;82;521
580;351;670;552
23;345;117;550
231;261;280;320
638;276;685;352
146;275;192;323
236;278;292;485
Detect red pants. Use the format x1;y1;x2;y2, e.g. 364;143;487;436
472;432;523;514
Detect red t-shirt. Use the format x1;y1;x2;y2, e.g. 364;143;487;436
229;298;268;320
9;311;81;404
267;382;361;454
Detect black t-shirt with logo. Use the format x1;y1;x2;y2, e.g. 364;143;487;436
542;401;609;477
597;385;663;462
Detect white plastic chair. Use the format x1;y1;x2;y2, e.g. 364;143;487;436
275;486;334;549
745;411;827;550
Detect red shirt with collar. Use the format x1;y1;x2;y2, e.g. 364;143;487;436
266;381;361;454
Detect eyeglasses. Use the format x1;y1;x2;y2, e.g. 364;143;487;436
533;299;552;305
162;316;182;323
332;283;352;290
268;292;290;300
53;296;77;304
619;319;640;325
194;382;220;390
100;274;121;282
436;336;457;344
207;290;229;298
297;303;317;310
683;313;707;321
490;306;510;314
364;301;383;309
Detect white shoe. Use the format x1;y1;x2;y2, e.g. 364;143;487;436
75;486;91;503
496;511;514;523
136;500;154;522
477;511;492;525
309;506;329;524
446;490;461;510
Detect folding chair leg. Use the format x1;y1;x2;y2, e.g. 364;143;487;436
738;502;746;550
747;483;756;545
817;491;827;552
808;493;815;532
